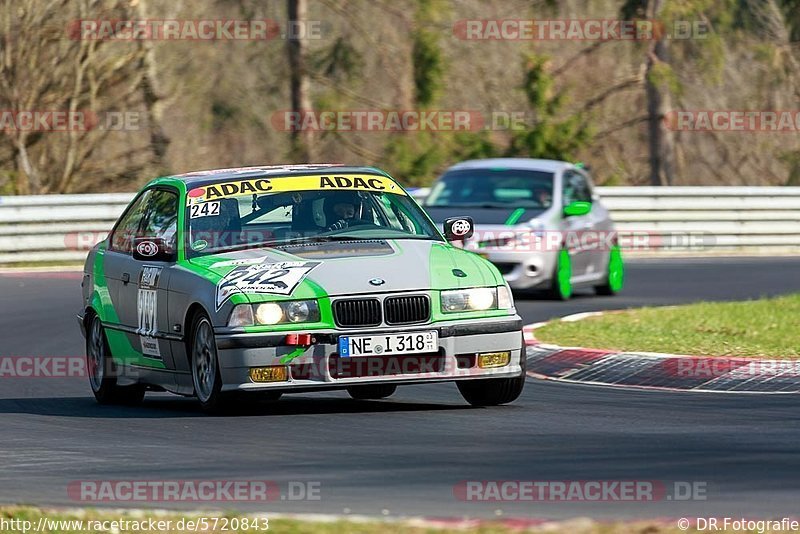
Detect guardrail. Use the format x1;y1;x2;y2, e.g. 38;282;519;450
1;187;799;264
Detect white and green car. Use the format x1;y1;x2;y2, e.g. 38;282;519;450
78;165;525;413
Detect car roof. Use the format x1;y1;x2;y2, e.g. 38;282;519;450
162;164;391;187
443;158;574;173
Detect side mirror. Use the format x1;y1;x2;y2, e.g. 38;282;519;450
133;237;175;262
443;217;474;241
563;201;592;217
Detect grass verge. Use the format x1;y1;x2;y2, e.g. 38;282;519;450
535;294;800;358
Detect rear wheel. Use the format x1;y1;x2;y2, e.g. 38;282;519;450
190;313;233;413
457;352;526;407
594;245;624;296
547;248;572;300
346;384;397;400
86;314;145;405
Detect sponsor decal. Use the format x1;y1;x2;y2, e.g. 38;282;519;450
189;200;221;219
191;239;209;251
136;240;158;257
215;261;321;310
138;266;162;359
450;219;472;236
187;174;404;204
139;266;161;289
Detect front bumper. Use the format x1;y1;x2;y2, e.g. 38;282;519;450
477;249;558;290
214;316;524;392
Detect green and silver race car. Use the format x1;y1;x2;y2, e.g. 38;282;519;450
78;165;525;412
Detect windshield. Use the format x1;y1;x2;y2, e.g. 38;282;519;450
185;174;442;256
425;169;555;209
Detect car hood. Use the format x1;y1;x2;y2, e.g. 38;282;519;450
187;238;502;302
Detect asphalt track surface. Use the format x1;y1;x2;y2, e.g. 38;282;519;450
2;257;800;520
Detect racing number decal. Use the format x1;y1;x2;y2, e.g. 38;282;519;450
138;266;162;359
215;261;321;310
189;201;221;219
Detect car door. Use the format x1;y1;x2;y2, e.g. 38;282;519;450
104;189;154;343
115;187;179;371
561;170;594;277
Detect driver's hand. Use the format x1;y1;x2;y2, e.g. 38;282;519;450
327;219;349;232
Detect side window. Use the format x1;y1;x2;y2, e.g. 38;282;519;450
141;189;179;252
110;190;154;254
562;171;592;205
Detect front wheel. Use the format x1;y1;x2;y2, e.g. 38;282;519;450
86;314;145;405
347;384;397;400
190;313;232;413
457;354;526;407
547;248;573;300
594;245;624;296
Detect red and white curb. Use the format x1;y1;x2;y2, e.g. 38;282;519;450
524;312;800;394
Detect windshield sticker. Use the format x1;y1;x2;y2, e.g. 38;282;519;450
190;239;209;251
215;260;321;310
189;201;221;219
188;174;404;204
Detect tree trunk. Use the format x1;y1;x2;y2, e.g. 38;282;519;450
136;0;171;175
644;0;676;186
288;0;314;161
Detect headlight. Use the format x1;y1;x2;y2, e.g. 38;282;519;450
285;300;312;323
255;303;284;325
441;287;497;313
528;219;546;238
228;300;320;327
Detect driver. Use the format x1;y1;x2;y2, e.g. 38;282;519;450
325;191;362;231
534;186;552;207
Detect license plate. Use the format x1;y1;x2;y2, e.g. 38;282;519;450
339;331;438;357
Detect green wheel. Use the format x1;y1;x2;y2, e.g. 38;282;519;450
548;248;573;300
595;245;624;296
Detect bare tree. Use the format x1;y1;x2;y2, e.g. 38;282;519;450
0;0;160;193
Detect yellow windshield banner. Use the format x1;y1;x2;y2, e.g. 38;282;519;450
187;174;405;203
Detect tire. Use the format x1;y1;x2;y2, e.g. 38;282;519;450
190;312;233;414
346;384;397;400
457;351;526;407
594;245;624;296
86;314;145;405
547;248;573;300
